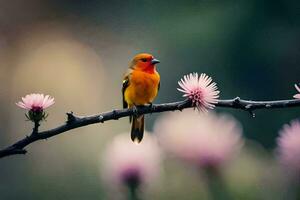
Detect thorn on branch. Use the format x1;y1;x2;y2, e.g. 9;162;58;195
244;104;256;118
233;97;241;104
66;112;78;124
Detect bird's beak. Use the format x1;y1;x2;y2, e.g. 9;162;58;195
151;58;160;65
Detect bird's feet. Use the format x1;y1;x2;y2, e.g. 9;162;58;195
147;102;156;114
132;103;154;118
147;102;153;109
132;105;139;118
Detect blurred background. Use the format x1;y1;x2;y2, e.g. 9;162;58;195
0;0;299;199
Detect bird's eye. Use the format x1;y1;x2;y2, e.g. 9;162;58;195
141;58;148;62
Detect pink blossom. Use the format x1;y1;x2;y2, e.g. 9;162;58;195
101;133;162;189
293;84;300;99
277;120;300;176
178;73;220;112
154;109;243;170
16;93;55;112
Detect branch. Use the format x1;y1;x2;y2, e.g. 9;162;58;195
1;97;300;159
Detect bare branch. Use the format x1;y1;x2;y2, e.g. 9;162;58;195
1;97;300;159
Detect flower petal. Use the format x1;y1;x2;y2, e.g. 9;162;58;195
16;93;55;110
177;73;220;112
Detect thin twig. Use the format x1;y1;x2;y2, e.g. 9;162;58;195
0;97;300;159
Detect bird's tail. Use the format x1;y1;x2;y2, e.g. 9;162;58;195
131;115;144;143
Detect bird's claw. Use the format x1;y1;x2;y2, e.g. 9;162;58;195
132;106;139;118
147;102;153;109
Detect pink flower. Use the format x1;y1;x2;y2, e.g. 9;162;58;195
154;109;243;170
178;73;220;112
16;93;55;112
277;120;300;176
293;84;300;99
101;133;162;189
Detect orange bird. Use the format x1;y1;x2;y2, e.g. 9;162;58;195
122;53;160;143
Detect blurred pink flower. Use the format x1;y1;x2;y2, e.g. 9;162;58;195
277;120;300;176
293;84;300;99
16;93;55;112
154;109;243;170
178;73;220;112
101;133;162;189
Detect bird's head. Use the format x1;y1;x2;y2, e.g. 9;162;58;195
130;53;160;73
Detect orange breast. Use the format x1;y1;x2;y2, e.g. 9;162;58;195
124;70;160;107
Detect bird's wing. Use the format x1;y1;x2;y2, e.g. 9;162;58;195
122;69;133;123
122;69;132;109
158;81;160;91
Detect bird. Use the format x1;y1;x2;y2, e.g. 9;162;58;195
122;53;160;143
